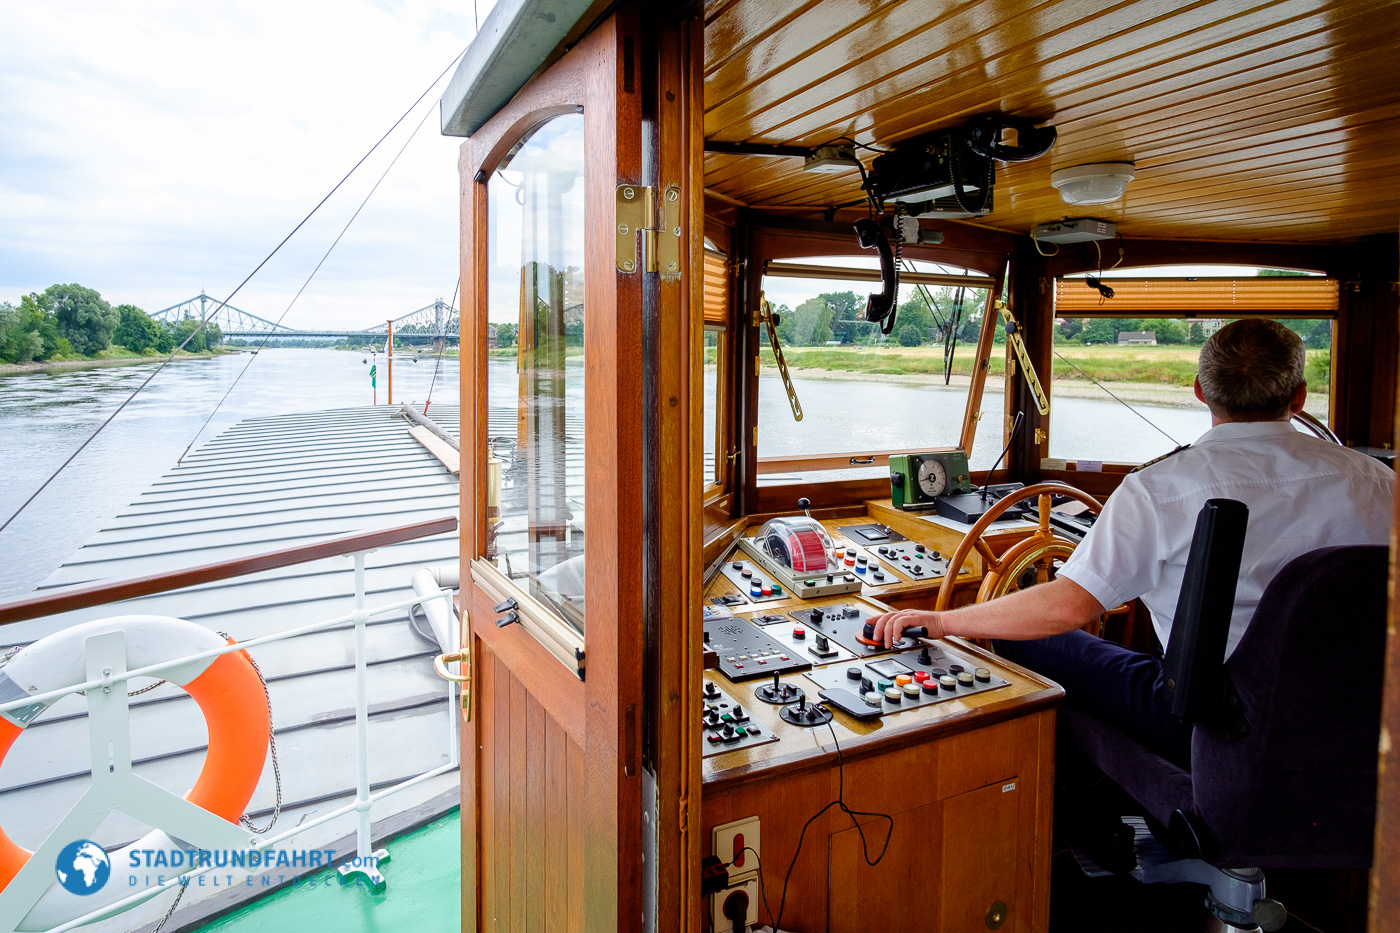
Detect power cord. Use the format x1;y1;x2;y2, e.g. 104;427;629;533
767;721;893;933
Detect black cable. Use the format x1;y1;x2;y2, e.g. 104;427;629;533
179;100;441;462
817;135;893;155
980;410;1024;502
0;42;469;535
769;721;892;933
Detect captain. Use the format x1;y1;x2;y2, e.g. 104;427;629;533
868;318;1395;768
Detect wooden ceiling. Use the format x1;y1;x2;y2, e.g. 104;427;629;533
702;0;1400;243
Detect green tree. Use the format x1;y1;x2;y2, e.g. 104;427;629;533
1188;322;1206;345
39;284;118;356
895;294;935;343
819;290;861;344
112;304;160;352
780;297;834;346
1057;318;1083;342
495;322;517;348
1155;319;1189;345
1082;318;1117;345
170;317;208;353
897;323;923;347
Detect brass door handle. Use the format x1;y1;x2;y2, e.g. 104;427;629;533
433;650;471;683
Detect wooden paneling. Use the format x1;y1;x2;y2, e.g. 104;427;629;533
474;647;587;933
1055;277;1340;314
701;0;1400;243
702;709;1058;932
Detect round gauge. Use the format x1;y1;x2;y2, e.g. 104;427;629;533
916;457;948;498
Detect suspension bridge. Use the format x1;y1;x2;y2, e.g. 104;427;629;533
150;292;460;342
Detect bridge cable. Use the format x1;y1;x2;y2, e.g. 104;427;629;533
423;280;460;415
178;98;442;463
0;43;468;535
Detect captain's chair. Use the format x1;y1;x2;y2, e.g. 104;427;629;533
1065;498;1388;931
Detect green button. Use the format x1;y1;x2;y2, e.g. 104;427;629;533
772;584;783;594
720;713;732;722
877;679;893;691
734;726;747;736
805;580;816;586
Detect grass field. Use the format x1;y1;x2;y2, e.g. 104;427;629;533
716;343;1331;390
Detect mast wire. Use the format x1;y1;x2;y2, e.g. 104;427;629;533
1053;350;1182;446
178;98;442;462
0;44;469;536
423;278;460;415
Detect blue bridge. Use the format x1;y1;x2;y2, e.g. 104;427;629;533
150;293;460;341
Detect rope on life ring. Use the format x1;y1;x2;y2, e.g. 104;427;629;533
0;616;271;932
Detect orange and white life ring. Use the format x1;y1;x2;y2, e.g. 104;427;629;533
0;616;270;930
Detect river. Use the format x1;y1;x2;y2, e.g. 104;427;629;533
1;349;1211;599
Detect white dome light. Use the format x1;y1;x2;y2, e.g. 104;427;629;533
1050;162;1136;205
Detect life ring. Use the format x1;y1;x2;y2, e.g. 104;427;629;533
0;616;270;931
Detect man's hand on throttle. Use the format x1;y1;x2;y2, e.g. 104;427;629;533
866;609;945;648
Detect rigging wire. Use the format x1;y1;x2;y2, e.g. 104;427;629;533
178;99;442;462
1053;349;1182;446
423;278;460;415
0;44;469;536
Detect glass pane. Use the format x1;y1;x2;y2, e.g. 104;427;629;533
756;257;995;483
485;114;587;633
1048;316;1333;463
703;329;721;484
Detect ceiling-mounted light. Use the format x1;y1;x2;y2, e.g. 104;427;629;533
1050;162;1136;205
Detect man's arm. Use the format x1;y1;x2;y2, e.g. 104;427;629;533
866;576;1106;648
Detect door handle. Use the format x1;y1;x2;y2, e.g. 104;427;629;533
432;609;471;722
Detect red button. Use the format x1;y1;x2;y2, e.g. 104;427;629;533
794;627;805;637
758;659;767;665
761;585;772;596
735;663;744;668
914;672;929;682
707;733;720;743
779;655;789;660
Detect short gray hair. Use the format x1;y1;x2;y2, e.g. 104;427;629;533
1196;319;1306;419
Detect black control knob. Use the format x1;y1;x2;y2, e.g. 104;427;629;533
948;664;965;675
815;634;830;652
914;543;925;553
732;561;743;570
847;666;863;681
732;706;750;722
722;723;735;738
917;646;933;666
797;497;811;512
703;681;720;698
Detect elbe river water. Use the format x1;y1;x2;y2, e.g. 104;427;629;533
0;348;1211;599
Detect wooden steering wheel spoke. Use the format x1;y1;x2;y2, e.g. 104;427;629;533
934;482;1104;611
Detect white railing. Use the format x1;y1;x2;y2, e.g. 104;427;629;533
0;518;461;933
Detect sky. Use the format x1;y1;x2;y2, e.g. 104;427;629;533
0;0;500;330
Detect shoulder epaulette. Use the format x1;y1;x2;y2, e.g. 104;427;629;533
1130;444;1192;474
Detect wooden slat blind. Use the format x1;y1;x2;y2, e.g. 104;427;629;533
1055;277;1338;315
703;247;729;324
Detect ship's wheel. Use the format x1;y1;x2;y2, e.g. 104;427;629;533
934;482;1104;611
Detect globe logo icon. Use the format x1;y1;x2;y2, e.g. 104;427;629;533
55;840;110;895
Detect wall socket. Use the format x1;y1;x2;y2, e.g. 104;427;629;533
712;815;760;872
711;872;759;932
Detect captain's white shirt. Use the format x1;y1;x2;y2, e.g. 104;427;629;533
1057;420;1395;657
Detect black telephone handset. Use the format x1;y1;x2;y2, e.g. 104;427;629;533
854;218;898;335
962;114;1057;163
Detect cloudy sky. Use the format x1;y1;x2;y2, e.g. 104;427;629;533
0;0;500;330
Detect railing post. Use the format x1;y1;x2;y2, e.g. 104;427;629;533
338;551;389;893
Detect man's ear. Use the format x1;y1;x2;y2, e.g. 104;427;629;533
1193;376;1207;405
1290;380;1308;415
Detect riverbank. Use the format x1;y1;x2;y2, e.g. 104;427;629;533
0;348;234;377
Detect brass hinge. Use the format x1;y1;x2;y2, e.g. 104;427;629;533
1034;428;1047;445
615;184;681;278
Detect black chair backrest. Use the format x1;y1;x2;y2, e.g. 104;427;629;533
1164;498;1250;724
1191;545;1390;867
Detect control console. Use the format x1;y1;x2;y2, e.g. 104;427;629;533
701;680;778;757
705;612;813;681
806;643;1010;716
866;541;947;581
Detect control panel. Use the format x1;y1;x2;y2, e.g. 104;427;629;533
705;610;813;681
866;541;948;581
805;643;1010;715
745;612;859;666
831;545;908;585
786;603;920;658
735;536;863;599
717;558;793;602
701;680;779;757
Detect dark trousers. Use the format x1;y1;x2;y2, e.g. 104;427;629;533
993;630;1193;770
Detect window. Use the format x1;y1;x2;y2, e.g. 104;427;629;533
1048;268;1335;464
703;326;724;486
755;256;1003;483
485;113;587;633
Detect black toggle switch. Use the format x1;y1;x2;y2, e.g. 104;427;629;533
495;610;519;628
493;597;518;614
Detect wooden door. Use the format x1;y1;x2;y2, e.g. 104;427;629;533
455;11;701;932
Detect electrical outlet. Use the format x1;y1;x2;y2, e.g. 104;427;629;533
712;815;760;872
711;872;759;932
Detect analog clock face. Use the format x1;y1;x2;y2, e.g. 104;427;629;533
916;457;948;498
